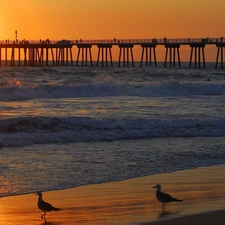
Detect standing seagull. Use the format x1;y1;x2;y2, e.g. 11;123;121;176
36;192;62;219
153;184;183;210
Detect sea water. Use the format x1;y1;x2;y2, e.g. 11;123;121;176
0;63;225;197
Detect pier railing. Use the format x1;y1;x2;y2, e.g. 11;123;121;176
0;37;224;45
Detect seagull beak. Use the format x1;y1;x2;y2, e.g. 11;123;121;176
152;185;157;189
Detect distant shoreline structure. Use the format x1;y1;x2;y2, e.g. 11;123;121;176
0;37;225;68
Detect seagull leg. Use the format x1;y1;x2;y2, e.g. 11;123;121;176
41;212;46;219
162;203;165;211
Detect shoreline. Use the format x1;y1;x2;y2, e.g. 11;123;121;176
1;164;225;224
0;163;223;199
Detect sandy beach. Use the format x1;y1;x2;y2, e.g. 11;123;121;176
0;164;225;225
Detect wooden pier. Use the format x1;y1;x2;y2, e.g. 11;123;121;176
0;37;225;68
0;40;73;67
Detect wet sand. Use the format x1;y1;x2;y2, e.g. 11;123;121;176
0;164;225;225
139;209;225;225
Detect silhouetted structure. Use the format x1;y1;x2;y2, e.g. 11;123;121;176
189;43;206;68
215;43;225;69
0;37;225;68
164;43;181;68
118;44;134;67
76;44;92;66
140;43;157;67
97;44;113;67
0;40;73;66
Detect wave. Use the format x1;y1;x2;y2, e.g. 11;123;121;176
0;80;225;101
0;116;225;147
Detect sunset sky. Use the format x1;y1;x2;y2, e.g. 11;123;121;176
0;0;225;61
1;0;224;40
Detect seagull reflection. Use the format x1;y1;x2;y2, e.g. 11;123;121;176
41;220;62;225
158;210;174;219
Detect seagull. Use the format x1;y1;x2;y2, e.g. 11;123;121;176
36;191;62;219
153;184;183;210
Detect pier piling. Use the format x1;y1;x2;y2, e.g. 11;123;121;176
97;44;113;67
215;43;225;69
140;43;157;67
189;43;206;68
164;44;181;68
118;44;134;67
76;44;92;67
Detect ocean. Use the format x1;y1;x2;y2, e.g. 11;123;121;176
0;62;225;197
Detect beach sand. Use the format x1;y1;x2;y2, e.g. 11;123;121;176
0;164;225;225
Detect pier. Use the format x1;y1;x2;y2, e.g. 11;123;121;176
0;37;225;68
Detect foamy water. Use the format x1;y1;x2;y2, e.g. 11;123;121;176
0;63;225;197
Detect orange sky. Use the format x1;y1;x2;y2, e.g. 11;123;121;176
1;0;225;40
0;0;224;61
